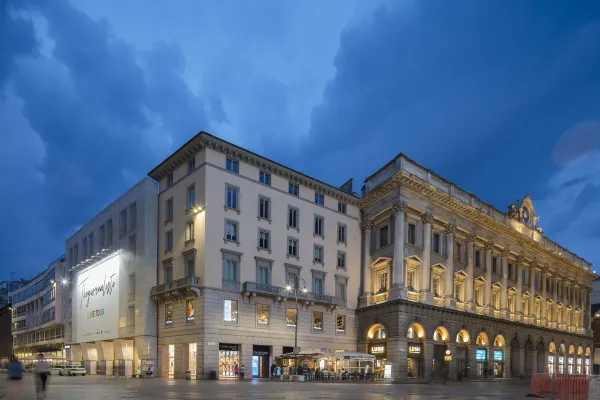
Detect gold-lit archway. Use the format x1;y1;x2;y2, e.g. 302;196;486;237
494;335;506;348
585;347;592;357
456;329;470;344
433;326;450;343
568;345;575;355
476;332;490;347
407;323;425;340
577;346;584;356
549;342;556;354
367;323;387;340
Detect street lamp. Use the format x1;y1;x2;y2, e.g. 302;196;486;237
286;278;307;378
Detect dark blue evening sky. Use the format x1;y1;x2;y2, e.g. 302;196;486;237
2;0;600;280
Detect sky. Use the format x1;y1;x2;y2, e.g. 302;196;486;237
1;0;600;281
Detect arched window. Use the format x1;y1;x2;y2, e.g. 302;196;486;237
494;335;505;348
433;327;449;342
367;324;387;340
407;323;425;339
476;332;489;347
456;329;470;344
549;342;556;354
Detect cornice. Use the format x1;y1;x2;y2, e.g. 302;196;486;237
361;171;596;280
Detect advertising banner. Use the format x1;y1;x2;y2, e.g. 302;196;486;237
74;254;120;343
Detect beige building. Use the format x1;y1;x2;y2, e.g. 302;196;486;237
148;132;360;379
358;154;595;381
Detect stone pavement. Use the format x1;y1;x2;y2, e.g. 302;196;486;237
0;374;534;400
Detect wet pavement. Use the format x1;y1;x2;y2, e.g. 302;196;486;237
0;374;533;399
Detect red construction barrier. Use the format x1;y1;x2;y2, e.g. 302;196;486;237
530;374;589;400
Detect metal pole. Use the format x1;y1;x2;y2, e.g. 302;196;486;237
294;286;298;377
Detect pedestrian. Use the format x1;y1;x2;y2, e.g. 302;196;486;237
270;364;276;379
7;354;24;400
239;364;245;380
234;363;239;379
34;354;50;400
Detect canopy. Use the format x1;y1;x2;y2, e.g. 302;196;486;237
22;355;66;361
279;350;375;361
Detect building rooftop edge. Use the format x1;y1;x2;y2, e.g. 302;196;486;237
9;256;64;296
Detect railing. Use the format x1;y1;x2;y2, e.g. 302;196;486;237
242;281;345;307
373;292;388;304
151;276;201;296
433;297;444;307
407;291;419;302
222;280;241;292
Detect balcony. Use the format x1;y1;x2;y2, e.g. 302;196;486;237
373;292;388;304
242;281;345;308
151;276;201;303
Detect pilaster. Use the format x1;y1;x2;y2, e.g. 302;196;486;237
420;212;434;305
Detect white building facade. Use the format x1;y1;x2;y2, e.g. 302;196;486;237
64;178;158;376
148;132;360;379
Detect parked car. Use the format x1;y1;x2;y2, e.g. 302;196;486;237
50;365;66;375
62;365;86;376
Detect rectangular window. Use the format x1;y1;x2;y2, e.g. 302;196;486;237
259;171;271;185
128;306;135;326
165;198;174;221
508;263;513;280
288;182;299;196
314;245;324;263
259;230;270;250
187;185;195;208
188;157;196;173
225;220;238;242
287;238;298;257
379;270;388;292
492;257;498;274
224;300;238;322
475;250;481;267
407;270;415;290
455;242;461;261
313;277;324;294
186;220;195;241
257;304;269;326
82;237;88;259
223;260;238;282
186;299;195;321
336;315;346;332
88;232;94;255
164;264;173;283
288;206;298;228
257;266;270;285
286;308;297;327
226;158;239;173
129;235;136;262
314;192;324;205
128;274;135;296
165;304;173;325
337;224;347;243
165;230;173;250
338;202;347;214
226;185;239;209
337;282;346;301
432;275;440;297
99;224;105;250
432;233;440;253
407;223;416;245
337;251;346;269
185;257;195;277
129;202;136;231
312;311;323;331
120;209;127;236
167;173;174;187
314;215;324;236
380;225;389;247
259;196;270;220
522;268;527;284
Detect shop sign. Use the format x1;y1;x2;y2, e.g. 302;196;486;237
444;355;452;361
476;349;487;361
64;345;71;349
219;343;238;351
253;346;270;356
384;364;392;380
494;351;503;361
408;345;421;354
371;345;385;354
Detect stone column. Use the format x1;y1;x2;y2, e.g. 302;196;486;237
541;270;548;326
531;348;538;375
465;234;476;312
551;276;558;328
586;288;592;333
390;202;407;300
447;342;457;380
444;222;456;309
515;259;523;321
361;218;373;297
420;212;434;304
529;266;536;320
501;250;509;319
503;345;512;378
487;346;495;379
518;348;525;379
423;339;434;380
484;241;494;316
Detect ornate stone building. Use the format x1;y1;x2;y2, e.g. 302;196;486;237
358;154;595;381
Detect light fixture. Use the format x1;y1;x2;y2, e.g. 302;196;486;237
286;285;292;291
50;280;54;284
62;279;69;285
302;287;308;293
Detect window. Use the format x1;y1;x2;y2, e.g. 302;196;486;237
225;220;238;242
257;265;270;285
186;220;195;242
129;202;136;231
129;235;136;262
288;206;298;229
432;233;441;253
286;308;297;327
187;185;196;208
508;263;513;280
314;215;324;236
455;242;461;261
492;257;498;274
129;274;135;296
165;304;173;325
257;304;269;326
313;276;324;294
407;223;416;245
258;230;270;250
475;287;482;306
88;232;94;255
475;250;481;267
378;270;388;292
313;245;324;263
165;198;174;221
259;171;271;185
164;263;173;283
314;192;324;205
82;237;88;259
188;157;196;173
336;315;346;332
522;267;527;284
185;257;195;277
288;182;299;196
259;196;270;220
226;158;239;173
120;209;127;236
186;299;195;321
336;280;347;302
492;292;499;310
338;202;347;214
223;260;238;282
224;300;238;322
337;251;346;269
165;230;173;251
99;224;105;250
432;275;441;297
287;238;298;257
379;226;389;247
455;280;463;301
312;311;323;331
286;266;299;287
167;173;174;188
226;185;239;209
128;306;135;327
337;224;347;243
407;270;415;290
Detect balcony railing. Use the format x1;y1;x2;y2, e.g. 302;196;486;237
373;292;388;304
151;276;201;301
242;281;345;307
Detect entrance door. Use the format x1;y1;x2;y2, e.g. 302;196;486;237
252;345;270;378
168;344;175;377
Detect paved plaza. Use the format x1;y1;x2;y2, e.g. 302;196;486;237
0;375;534;400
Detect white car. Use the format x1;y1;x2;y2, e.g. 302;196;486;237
62;365;86;376
50;365;66;375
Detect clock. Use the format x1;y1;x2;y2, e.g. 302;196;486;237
522;207;530;223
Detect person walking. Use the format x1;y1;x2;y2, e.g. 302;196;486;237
234;363;239;379
34;354;50;400
7;355;24;400
239;364;245;380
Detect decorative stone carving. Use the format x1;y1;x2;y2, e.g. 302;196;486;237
500;248;511;258
360;218;374;231
421;212;434;225
444;221;457;235
484;241;496;251
464;233;477;243
391;200;407;216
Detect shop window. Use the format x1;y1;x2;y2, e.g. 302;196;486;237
186;299;195;322
224;300;238;322
165;304;173;325
219;344;239;378
336;315;346;333
312;310;323;332
257;304;269;326
286;308;297;327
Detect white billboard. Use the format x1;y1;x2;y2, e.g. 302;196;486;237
73;254;120;343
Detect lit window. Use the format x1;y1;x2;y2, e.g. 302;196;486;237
336;315;346;332
257;304;269;326
165;304;173;325
286;308;297;327
186;299;195;322
224;300;238;322
312;311;323;331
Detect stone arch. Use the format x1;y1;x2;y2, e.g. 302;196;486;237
494;334;506;348
407;322;426;340
524;338;534;378
476;331;490;347
568;344;575;355
366;323;387;340
510;336;521;378
456;329;471;345
433;326;450;343
536;339;546;373
559;343;566;355
577;346;584;356
549;341;557;354
586;346;592;357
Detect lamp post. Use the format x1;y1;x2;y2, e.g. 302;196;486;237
286;278;307;378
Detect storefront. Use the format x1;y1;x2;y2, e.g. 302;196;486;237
567;357;574;374
168;344;175;377
576;358;582;375
252;345;270;378
475;349;488;377
432;344;447;375
219;343;239;378
585;358;591;375
407;343;423;378
557;356;565;374
493;350;504;377
189;343;197;376
548;355;555;374
368;344;387;375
